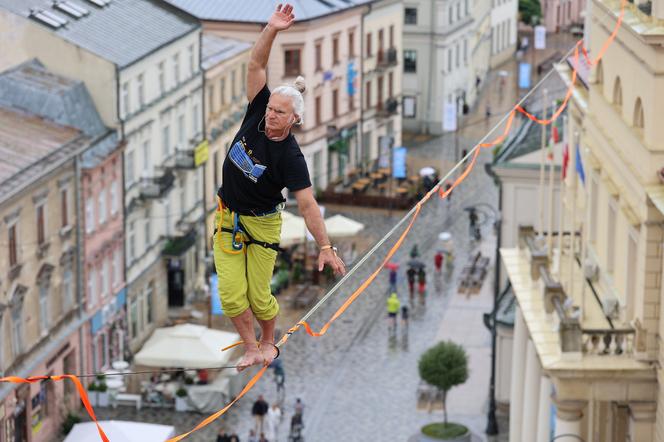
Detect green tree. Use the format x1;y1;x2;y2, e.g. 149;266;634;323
418;341;469;426
519;0;542;26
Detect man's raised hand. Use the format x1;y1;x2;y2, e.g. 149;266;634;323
268;3;295;31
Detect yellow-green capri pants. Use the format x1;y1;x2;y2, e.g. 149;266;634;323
213;206;281;321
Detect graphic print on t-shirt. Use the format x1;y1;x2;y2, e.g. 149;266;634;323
228;138;266;183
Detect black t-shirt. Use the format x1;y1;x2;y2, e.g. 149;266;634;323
218;84;311;213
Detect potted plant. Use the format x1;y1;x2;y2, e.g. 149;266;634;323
97;381;109;407
184;376;194;386
175;387;189;412
418;341;470;441
86;382;98;407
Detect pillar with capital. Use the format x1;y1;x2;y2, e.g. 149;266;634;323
509;307;528;442
553;398;586;441
536;374;552;442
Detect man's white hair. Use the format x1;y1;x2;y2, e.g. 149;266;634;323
272;75;306;125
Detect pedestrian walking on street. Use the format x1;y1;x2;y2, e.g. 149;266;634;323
388;268;398;293
294;397;305;417
444;181;453;203
258;433;268;442
434;251;443;275
248;429;258;442
264;403;282;441
387;292;401;333
406;266;417;303
217;428;232;442
213;2;346;372
252;395;269;434
230;434;240;442
289;412;304;441
417;267;427;305
401;296;410;328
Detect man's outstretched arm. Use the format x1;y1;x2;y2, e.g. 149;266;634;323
247;3;296;102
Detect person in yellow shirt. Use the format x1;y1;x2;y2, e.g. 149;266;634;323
387;293;401;332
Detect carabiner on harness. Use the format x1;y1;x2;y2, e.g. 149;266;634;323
231;212;244;251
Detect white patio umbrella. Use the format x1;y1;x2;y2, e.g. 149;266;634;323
419;166;436;177
324;214;365;238
64;421;174;442
133;324;240;368
280;211;307;247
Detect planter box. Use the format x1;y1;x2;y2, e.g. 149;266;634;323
98;392;109;407
175;396;189;412
419;429;470;442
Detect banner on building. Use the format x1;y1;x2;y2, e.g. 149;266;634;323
534;25;547;50
518;63;531;89
194;140;209;167
442;102;457;133
378;135;393;169
392;147;407;179
209;274;223;315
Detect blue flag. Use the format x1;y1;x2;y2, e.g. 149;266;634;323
575;144;585;185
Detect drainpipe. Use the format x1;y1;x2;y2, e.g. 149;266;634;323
74;153;85;375
359;6;368;170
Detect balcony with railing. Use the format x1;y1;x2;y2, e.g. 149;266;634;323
500;225;652;372
376;47;398;69
376;98;399;118
139;168;175;200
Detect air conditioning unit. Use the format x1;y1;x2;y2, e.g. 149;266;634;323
583;258;599;281
601;295;620;319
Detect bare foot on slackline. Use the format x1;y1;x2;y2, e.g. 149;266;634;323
259;341;279;366
237;343;264;372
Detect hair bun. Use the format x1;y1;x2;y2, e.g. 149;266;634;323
293;76;306;94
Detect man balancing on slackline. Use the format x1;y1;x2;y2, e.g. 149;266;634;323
214;3;346;371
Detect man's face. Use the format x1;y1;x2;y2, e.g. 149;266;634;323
266;93;295;132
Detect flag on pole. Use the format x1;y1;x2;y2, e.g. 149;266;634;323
562;143;569;179
575;144;585;185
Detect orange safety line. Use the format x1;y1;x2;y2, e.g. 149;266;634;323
0;2;628;439
165;367;267;442
0;375;109;442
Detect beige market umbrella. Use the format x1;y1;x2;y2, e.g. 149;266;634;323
280;211;307;247
324;214;365;238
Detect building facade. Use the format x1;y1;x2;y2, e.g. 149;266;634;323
402;0;478;135
490;0;518;67
0;0;207;353
0;60;110;442
80;138;126;373
201;34;251;251
359;0;403;177
542;0;587;33
500;1;664;441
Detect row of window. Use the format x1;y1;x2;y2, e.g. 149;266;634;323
87;247;123;308
126;171;201;264
208;64;247;114
121;44;197;117
129;282;154;341
492;19;513;55
284;25;396;77
404;0;470;26
7;188;70;268
403;40;468;74
125;102;201;186
85;181;120;234
596;63;646;131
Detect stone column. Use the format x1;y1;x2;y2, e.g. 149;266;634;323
509;308;528;442
554;399;586;441
536;374;552;442
628;402;656;442
521;339;541;440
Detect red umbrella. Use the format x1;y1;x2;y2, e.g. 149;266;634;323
385;262;400;271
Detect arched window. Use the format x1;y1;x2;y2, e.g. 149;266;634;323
595;60;603;85
633;97;644;129
613;77;622;106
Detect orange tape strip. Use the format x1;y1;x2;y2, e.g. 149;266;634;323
0;375;109;442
